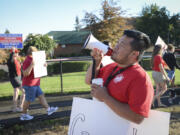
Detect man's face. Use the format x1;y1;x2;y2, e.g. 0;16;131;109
111;35;134;65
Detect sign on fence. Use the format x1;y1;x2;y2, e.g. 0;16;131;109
68;97;170;135
0;34;23;48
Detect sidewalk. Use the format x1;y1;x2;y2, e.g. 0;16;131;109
0;93;91;128
0;91;179;129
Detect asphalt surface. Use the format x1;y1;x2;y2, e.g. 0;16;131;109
0;93;91;129
0;89;179;129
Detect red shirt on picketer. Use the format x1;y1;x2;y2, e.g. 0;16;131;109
152;55;167;72
14;58;21;76
22;56;40;86
97;63;154;117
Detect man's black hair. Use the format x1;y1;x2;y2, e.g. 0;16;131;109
123;29;151;61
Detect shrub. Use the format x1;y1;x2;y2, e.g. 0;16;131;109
0;50;9;64
140;58;152;70
0;69;9;81
47;61;91;75
140;57;180;70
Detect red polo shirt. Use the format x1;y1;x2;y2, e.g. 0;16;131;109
97;63;154;117
14;58;21;76
153;55;167;72
22;56;40;86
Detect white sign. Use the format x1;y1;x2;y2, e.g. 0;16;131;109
32;51;47;78
68;97;170;135
155;36;167;50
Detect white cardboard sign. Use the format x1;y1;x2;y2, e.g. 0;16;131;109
155;36;167;50
68;97;170;135
32;51;47;78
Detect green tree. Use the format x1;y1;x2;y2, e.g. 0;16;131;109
22;34;56;57
82;0;131;47
135;4;180;46
0;29;11;64
168;13;180;45
4;29;10;34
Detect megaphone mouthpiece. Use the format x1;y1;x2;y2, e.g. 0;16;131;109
106;47;113;56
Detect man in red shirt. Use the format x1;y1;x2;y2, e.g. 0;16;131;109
85;30;154;124
20;46;58;121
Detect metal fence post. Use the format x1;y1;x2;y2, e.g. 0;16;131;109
59;61;63;93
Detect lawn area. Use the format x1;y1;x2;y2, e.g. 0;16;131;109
147;69;180;86
0;72;91;98
0;70;180;98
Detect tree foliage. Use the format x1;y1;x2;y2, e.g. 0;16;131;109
0;50;8;64
0;29;10;64
4;29;10;34
22;34;57;56
81;0;132;47
135;4;180;46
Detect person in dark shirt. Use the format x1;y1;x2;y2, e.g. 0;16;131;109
163;44;180;87
7;47;25;112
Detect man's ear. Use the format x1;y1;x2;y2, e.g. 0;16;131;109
131;51;139;60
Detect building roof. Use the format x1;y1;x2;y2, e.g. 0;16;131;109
47;31;91;45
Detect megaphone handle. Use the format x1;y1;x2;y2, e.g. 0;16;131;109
91;58;96;83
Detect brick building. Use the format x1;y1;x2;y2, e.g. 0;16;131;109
48;31;90;57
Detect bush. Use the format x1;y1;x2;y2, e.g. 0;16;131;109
140;58;152;70
47;57;180;75
140;57;180;70
0;50;9;64
176;57;180;65
47;61;91;75
0;69;9;81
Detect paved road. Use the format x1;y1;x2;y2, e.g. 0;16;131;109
0;90;179;129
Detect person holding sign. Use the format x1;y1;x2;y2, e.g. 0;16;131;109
7;47;25;112
85;30;154;124
20;46;58;121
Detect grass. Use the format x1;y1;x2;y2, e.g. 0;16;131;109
0;72;91;98
147;69;180;86
0;70;180;98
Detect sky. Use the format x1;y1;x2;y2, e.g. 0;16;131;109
0;0;180;40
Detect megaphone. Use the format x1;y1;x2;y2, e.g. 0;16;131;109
83;34;113;56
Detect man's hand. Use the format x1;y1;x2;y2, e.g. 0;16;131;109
91;48;103;66
91;84;110;102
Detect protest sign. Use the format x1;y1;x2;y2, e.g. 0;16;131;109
0;34;23;48
32;51;47;78
68;97;170;135
155;36;167;50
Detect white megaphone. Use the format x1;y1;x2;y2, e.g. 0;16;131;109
83;34;113;56
83;34;114;66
